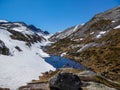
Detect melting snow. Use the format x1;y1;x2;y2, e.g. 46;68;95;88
77;44;90;53
80;38;83;40
90;32;94;35
61;52;67;57
0;29;55;90
112;21;116;23
114;25;120;29
96;31;106;38
73;25;79;32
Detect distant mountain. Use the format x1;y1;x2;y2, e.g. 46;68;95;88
49;24;83;42
28;24;49;35
0;20;55;89
47;6;120;83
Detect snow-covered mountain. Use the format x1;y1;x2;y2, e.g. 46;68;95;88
0;20;55;90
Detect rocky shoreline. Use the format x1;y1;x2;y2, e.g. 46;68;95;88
19;68;120;90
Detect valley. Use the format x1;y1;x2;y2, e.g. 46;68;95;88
0;6;120;90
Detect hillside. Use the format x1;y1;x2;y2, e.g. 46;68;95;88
49;24;83;42
0;20;55;90
47;6;120;83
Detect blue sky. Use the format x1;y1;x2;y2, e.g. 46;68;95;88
0;0;120;33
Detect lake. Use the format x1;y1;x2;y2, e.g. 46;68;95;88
44;55;86;70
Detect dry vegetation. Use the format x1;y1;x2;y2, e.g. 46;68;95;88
47;28;120;83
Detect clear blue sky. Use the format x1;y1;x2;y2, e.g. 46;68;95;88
0;0;120;33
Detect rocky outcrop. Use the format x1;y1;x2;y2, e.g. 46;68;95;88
0;40;10;55
28;24;49;35
49;72;82;90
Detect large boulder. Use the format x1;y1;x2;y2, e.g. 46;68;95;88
49;73;82;90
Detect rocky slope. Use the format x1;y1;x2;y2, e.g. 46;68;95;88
47;6;120;84
49;24;83;42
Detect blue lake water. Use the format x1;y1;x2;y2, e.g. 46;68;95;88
44;55;86;70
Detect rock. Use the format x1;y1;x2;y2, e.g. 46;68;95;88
0;40;10;55
0;88;10;90
49;72;82;90
19;83;50;90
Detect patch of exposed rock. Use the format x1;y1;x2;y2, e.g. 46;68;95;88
0;40;10;55
49;72;82;90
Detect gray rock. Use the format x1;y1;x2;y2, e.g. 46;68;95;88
49;24;82;42
69;6;120;40
49;73;82;90
0;40;10;55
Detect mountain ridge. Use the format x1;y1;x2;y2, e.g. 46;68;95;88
47;6;120;83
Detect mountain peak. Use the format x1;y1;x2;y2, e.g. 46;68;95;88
0;20;8;23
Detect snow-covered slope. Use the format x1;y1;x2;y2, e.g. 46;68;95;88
0;21;55;90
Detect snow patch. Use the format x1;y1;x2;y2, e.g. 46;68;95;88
12;27;34;35
114;25;120;29
112;21;116;23
77;43;96;53
61;52;67;57
73;25;79;32
80;38;83;41
90;32;94;35
77;44;89;53
0;20;8;23
96;31;106;38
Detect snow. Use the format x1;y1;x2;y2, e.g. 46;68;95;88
90;32;94;35
73;25;79;32
12;27;34;36
80;38;83;40
77;43;96;53
112;21;116;23
77;44;89;53
114;25;120;29
96;31;106;38
0;20;8;23
0;29;55;90
9;22;35;36
61;52;67;57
